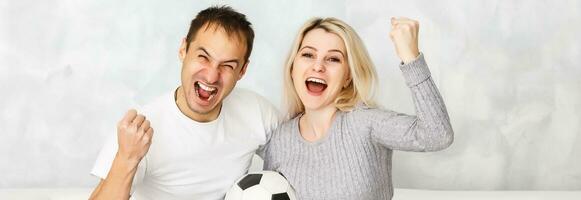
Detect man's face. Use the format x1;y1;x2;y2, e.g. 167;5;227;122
178;24;248;117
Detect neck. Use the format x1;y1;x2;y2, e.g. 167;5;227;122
299;105;338;141
175;86;221;122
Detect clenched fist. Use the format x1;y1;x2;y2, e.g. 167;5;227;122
116;109;153;164
389;17;420;64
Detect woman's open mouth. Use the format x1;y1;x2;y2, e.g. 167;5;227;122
305;77;327;96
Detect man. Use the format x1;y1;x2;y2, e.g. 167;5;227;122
89;6;280;200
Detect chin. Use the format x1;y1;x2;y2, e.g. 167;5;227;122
189;102;220;115
300;100;326;111
186;92;221;114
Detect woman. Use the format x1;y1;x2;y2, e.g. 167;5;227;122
258;17;453;200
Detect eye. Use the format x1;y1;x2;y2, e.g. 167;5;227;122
223;65;234;70
198;54;209;61
301;52;314;58
327;57;342;63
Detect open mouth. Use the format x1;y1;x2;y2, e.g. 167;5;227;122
305;77;327;95
194;81;218;102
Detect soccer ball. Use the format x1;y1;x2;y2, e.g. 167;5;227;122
225;171;297;200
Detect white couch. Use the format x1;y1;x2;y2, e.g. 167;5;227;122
1;188;579;200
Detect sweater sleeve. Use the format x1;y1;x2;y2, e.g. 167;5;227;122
360;53;454;152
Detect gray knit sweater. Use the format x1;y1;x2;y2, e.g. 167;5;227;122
258;53;453;200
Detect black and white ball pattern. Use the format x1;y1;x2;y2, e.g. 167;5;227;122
225;171;297;200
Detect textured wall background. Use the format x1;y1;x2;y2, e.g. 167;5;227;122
1;0;580;190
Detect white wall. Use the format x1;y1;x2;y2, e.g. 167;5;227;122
1;0;580;190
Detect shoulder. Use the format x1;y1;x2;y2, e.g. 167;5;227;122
268;116;297;141
138;90;175;118
223;88;282;140
225;88;270;104
346;103;383;117
224;88;279;115
277;116;297;131
226;87;257;99
344;103;399;124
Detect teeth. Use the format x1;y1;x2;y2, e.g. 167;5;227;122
195;81;217;101
194;83;216;101
197;82;216;92
306;77;327;84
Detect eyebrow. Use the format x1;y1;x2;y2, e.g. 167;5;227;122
300;46;345;58
196;47;240;66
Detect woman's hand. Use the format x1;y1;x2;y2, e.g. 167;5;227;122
389;17;420;64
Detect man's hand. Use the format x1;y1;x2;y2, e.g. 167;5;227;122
116;109;153;164
89;109;154;200
389;17;420;64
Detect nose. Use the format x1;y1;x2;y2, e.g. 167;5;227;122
203;64;220;84
312;59;326;73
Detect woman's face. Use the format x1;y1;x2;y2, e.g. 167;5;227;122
291;28;350;112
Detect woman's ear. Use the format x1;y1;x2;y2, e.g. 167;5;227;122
344;73;352;88
343;80;352;88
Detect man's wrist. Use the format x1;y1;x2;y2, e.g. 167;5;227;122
111;152;141;176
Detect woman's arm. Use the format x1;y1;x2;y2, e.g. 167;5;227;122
363;53;453;152
364;18;453;151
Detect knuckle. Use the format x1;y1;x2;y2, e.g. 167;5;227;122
129;125;138;132
118;123;128;130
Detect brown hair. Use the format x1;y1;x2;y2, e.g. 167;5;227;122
185;5;255;62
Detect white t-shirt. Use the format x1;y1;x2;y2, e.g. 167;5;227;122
91;88;280;200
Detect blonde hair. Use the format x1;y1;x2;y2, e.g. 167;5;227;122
283;17;378;119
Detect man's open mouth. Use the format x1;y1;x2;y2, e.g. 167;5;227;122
194;81;218;102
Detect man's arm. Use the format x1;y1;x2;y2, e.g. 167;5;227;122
89;110;153;200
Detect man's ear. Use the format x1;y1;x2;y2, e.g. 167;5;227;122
237;60;249;80
179;38;187;62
